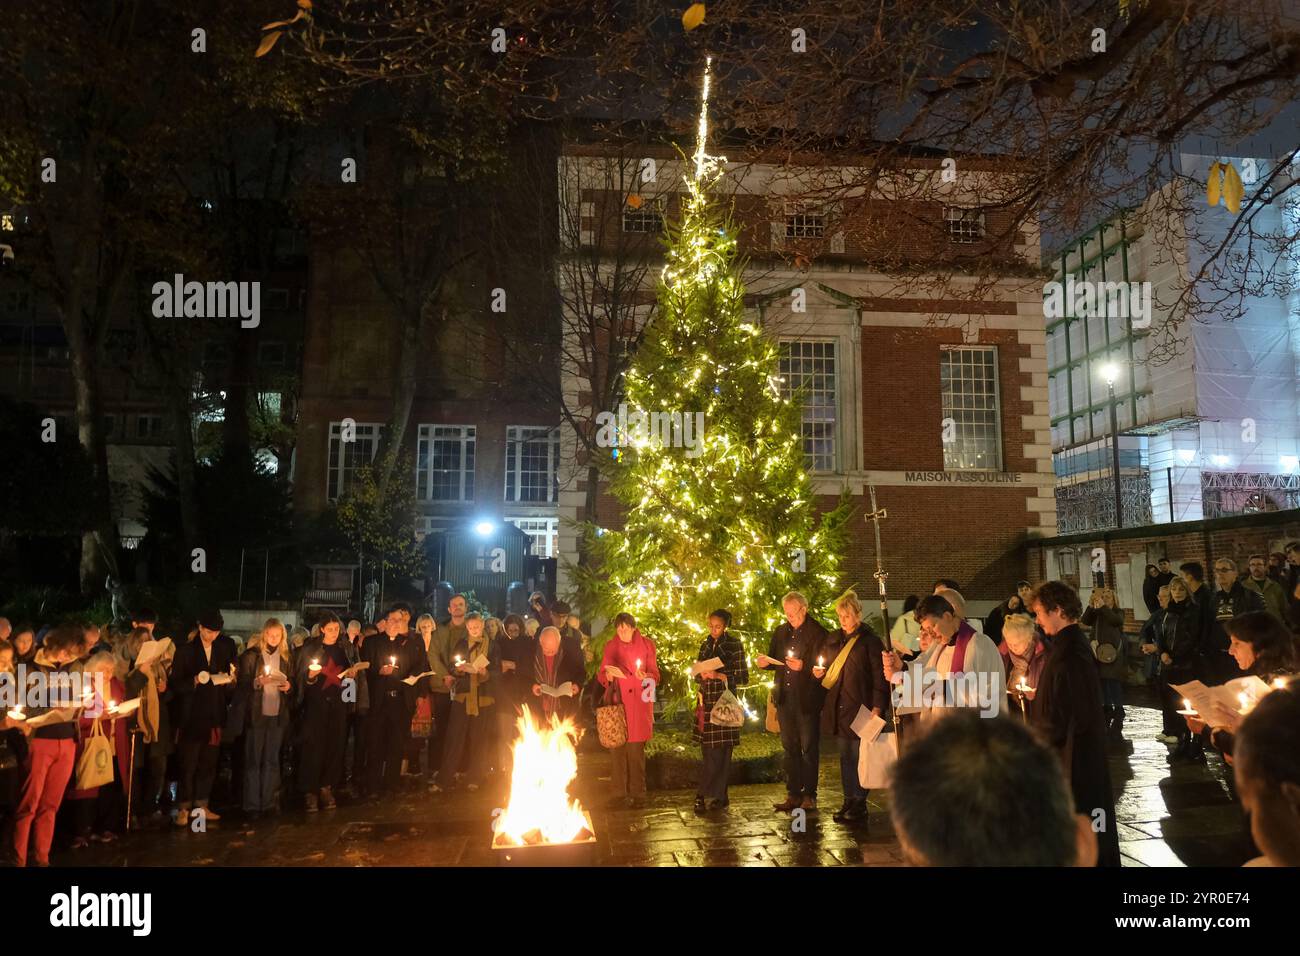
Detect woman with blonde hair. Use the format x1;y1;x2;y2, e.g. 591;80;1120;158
816;591;888;824
406;613;439;779
1083;587;1127;743
231;617;294;818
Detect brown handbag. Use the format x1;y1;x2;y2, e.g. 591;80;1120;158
765;687;781;733
595;679;628;749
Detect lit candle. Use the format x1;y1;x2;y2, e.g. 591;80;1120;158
108;699;117;712
390;656;397;667
635;659;642;672
786;648;795;658
817;656;825;668
1177;698;1198;716
5;705;24;721
1274;678;1287;690
1237;691;1252;714
309;658;321;672
264;664;271;676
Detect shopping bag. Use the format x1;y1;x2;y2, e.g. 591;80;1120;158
709;689;745;728
75;719;116;790
595;681;628;749
410;695;433;739
858;731;898;790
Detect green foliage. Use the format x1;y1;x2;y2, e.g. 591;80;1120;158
571;177;852;712
334;455;425;582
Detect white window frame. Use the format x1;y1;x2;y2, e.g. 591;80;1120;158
944;206;986;243
621;197;665;234
508;516;559;557
778;339;839;472
784;202;826;240
940;346;1003;471
416;424;476;503
505;426;561;503
326;421;384;501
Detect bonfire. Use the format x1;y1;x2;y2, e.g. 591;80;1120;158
492;711;594;848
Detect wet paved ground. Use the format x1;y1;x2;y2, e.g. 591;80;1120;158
57;689;1255;867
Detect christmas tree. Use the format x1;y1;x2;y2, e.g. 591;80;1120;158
572;58;852;711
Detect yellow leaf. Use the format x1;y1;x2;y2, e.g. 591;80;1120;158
1206;161;1221;207
255;30;282;58
627;193;644;209
683;3;706;31
262;10;304;30
1222;162;1244;213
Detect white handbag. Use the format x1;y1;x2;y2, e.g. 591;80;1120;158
858;731;899;790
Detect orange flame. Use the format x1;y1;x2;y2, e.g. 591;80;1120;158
494;710;590;847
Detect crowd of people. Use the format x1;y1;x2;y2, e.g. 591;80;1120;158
0;545;1297;869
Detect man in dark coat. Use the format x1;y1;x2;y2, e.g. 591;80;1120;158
1028;581;1121;867
169;609;239;825
758;591;829;813
1207;559;1266;682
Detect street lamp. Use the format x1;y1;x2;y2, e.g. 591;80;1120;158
1099;362;1123;530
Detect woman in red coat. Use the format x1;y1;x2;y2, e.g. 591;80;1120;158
64;653;130;847
597;613;660;808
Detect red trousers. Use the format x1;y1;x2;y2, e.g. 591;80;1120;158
12;738;75;866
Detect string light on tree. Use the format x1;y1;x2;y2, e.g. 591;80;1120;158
572;56;851;712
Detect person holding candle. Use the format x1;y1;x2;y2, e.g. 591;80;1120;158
817;591;888;824
1234;687;1300;866
432;611;500;792
757;591;829;813
64;651;130;847
170;610;239;827
1184;611;1297;765
428;593;469;786
363;604;423;802
1162;577;1208;762
230;618;293;819
297;611;364;811
597;612;660;808
405;613;439;781
123;627;175;827
692;609;748;812
999;613;1048;718
0;639;27;840
1028;581;1120;867
10;625;83;866
1082;587;1128;745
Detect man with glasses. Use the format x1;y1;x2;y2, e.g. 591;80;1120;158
1208;558;1265;682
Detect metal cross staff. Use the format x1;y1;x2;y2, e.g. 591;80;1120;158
866;484;902;749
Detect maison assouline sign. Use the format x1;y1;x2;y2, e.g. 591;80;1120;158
815;471;1046;492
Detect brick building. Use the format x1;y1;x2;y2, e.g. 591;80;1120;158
553;141;1057;617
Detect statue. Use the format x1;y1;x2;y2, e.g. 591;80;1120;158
362;580;379;625
105;575;128;627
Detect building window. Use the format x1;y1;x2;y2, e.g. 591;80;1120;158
508;517;558;557
785;204;825;239
622;198;664;234
778;340;838;472
326;421;383;501
940;346;1002;471
136;414;163;439
944;206;985;243
416;425;476;502
505;426;560;503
